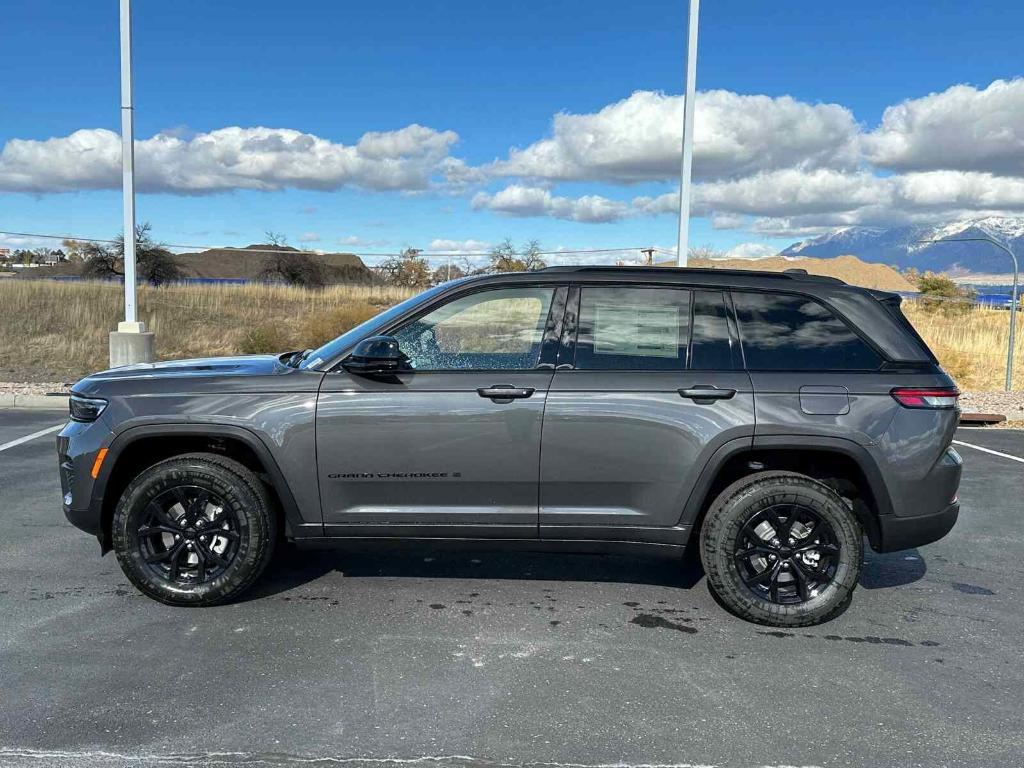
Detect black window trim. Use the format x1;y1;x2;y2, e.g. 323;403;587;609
729;287;888;373
330;281;570;375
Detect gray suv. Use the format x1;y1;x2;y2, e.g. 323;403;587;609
57;267;962;626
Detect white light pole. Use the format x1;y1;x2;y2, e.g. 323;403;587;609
120;0;137;324
917;236;1019;391
676;0;700;268
109;0;154;366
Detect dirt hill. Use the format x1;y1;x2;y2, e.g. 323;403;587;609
14;244;377;284
682;254;914;292
173;244;375;283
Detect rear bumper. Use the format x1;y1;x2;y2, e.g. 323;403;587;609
876;500;959;552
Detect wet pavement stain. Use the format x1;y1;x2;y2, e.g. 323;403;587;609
429;603;445;609
952;582;995;596
630;613;698;634
758;630;932;647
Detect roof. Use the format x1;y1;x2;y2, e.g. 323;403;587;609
537;265;845;285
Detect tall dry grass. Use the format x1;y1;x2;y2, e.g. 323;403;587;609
902;301;1024;390
0;280;1020;391
0;280;414;382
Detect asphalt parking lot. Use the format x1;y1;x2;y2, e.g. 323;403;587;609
1;409;1022;768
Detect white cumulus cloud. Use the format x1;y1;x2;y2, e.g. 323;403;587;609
490;89;860;183
428;238;492;253
865;79;1024;177
472;185;632;223
0;125;460;194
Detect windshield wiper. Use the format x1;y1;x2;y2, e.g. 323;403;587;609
285;349;313;368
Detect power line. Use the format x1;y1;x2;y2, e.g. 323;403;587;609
0;229;657;261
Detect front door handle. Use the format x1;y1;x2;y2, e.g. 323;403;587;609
678;386;737;403
478;385;535;402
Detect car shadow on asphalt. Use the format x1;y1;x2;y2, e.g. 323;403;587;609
243;543;707;602
859;547;927;589
243;541;926;602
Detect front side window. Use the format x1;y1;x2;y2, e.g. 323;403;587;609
732;291;882;370
574;287;691;370
393;287;555;370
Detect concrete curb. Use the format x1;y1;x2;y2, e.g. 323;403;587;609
0;394;69;410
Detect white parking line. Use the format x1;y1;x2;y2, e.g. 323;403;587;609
0;423;64;453
952;439;1024;465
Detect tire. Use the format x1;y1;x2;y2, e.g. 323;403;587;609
699;471;862;627
112;453;276;606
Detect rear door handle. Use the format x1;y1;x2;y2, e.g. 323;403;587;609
478;385;535;402
678;386;737;402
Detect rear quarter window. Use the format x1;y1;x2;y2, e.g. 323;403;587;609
732;291;882;371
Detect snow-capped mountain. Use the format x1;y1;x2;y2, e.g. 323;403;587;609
781;218;1024;275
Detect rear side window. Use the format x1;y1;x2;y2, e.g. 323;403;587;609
690;290;737;370
574;287;690;370
732;291;882;371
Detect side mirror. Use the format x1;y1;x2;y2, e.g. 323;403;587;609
342;335;408;375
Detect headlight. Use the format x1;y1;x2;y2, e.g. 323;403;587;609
69;394;108;422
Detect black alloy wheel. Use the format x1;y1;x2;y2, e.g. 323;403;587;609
733;503;841;605
138;485;241;585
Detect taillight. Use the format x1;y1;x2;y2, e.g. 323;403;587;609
890;387;960;409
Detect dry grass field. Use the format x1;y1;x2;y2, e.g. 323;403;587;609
0;279;1020;391
0;280;413;383
902;300;1024;391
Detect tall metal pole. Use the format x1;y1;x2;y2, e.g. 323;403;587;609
676;0;699;267
120;0;137;325
916;236;1019;391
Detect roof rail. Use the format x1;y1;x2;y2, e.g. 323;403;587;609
537;264;845;284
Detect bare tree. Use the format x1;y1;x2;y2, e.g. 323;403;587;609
79;242;123;279
486;238;547;273
114;223;183;286
259;251;326;288
379;248;432;287
265;230;288;247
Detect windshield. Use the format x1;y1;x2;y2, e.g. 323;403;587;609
299;281;459;370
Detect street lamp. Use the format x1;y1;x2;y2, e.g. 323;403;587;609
109;0;154;367
676;0;699;268
915;236;1019;391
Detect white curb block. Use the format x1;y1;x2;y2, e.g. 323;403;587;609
0;394;69;409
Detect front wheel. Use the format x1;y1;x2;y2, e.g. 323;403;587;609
112;453;276;606
699;471;862;627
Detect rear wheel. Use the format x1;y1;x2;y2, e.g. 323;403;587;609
112;453;276;606
699;471;862;626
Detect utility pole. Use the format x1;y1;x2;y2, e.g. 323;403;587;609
676;0;699;268
110;0;154;367
641;247;655;265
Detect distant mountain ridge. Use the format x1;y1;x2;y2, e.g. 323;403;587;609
781;217;1024;275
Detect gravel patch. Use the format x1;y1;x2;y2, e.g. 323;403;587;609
960;391;1024;421
0;381;72;397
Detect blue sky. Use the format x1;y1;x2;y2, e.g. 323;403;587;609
3;0;1024;264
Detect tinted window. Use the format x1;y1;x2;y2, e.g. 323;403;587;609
393;287;555;370
690;290;736;370
732;291;881;370
575;287;690;370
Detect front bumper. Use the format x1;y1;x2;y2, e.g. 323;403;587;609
56;419;112;541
